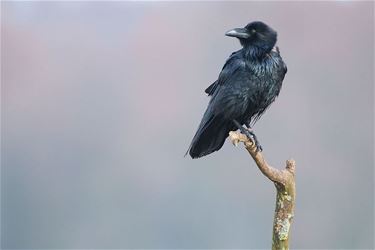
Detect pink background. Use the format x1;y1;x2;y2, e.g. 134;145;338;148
2;1;374;249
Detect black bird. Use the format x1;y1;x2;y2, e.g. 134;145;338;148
187;21;287;159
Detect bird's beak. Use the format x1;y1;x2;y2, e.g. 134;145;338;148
225;28;250;39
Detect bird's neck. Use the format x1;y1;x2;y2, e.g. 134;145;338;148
243;46;270;61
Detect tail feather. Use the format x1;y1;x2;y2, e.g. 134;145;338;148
187;116;230;158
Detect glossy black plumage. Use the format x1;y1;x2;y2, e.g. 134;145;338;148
188;21;287;158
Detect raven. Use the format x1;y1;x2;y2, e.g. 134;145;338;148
187;21;287;159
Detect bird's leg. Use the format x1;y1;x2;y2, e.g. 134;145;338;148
233;120;263;152
245;123;263;152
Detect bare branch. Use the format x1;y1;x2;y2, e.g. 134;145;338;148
228;131;296;250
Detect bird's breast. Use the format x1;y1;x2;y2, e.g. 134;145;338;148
245;55;284;106
247;54;282;76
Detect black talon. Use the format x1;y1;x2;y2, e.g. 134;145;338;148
249;130;263;152
233;120;263;152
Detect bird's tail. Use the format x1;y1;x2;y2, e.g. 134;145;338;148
186;115;230;158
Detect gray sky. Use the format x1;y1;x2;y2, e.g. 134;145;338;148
1;1;374;249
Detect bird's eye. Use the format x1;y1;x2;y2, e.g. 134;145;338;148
251;29;256;34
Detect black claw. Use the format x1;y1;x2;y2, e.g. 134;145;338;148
232;120;263;152
246;130;262;152
254;140;263;152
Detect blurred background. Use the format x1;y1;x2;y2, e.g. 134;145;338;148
1;1;374;249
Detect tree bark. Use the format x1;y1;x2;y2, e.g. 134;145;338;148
229;131;296;250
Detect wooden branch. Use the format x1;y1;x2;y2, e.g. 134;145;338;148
229;131;296;250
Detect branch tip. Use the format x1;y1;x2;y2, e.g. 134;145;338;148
286;159;296;173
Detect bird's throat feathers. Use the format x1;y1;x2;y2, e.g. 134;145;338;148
241;33;277;60
243;43;276;60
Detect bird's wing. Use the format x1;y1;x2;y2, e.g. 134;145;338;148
205;51;240;96
206;55;251;120
205;80;218;96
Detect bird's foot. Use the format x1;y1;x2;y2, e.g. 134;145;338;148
232;120;263;152
238;127;263;152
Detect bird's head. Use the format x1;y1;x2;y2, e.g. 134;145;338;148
225;21;277;57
